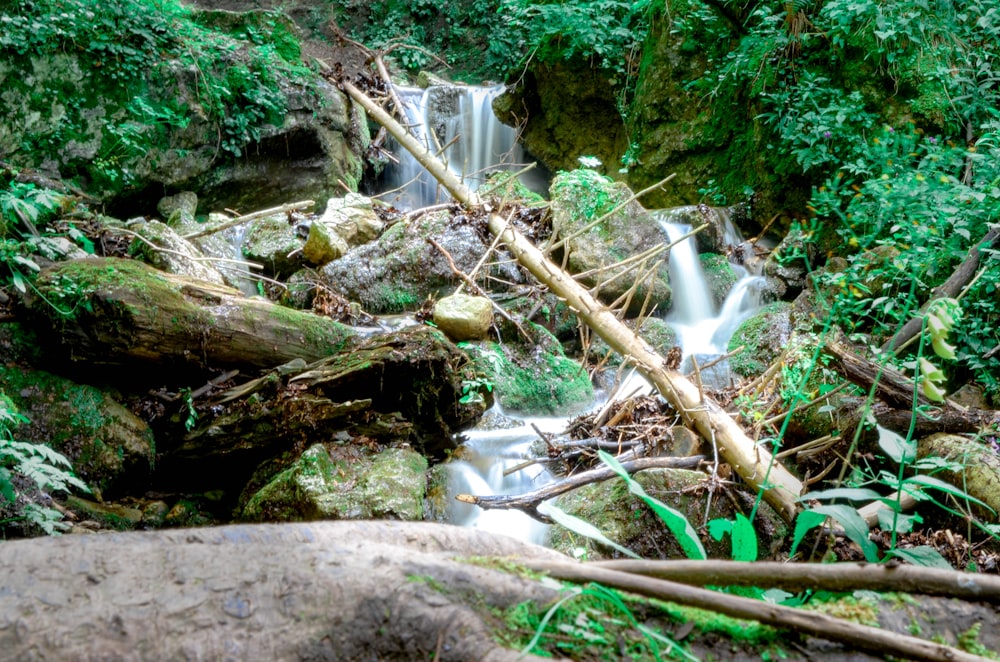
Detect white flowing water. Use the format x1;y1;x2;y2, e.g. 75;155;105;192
381;85;544;210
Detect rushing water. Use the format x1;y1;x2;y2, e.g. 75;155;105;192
381;85;544;209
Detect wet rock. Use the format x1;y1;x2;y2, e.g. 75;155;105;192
699;253;740;309
318;193;384;246
462;323;594;416
131;219;228;285
243;214;305;278
727;301;793;377
549;169;671;316
302;217;348;265
320;209;520;314
433;294;493;341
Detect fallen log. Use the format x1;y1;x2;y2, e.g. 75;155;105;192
342;81;804;521
0;521;562;661
26;257;356;370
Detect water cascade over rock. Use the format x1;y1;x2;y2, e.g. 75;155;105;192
381;85;544;209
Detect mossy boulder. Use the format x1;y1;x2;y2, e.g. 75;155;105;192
320;209;521;314
243;215;307;279
549;169;671;316
461;324;594;416
588;317;678;371
0;366;155;498
547;467;786;560
727;302;793;377
130;219;228;285
240;444;427;522
699;253;739;309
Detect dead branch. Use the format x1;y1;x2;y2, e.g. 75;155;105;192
181;200;315;241
524;560;990;662
455;455;705;522
588;558;1000;602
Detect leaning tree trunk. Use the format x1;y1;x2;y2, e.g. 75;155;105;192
342;82;803;521
26;257;356;370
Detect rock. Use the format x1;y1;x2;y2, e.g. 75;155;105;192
0;365;155;497
157;191;199;223
462;323;594;416
727;301;793;377
130;219;228;285
320;209;521;314
699;253;740;309
433;294;493;341
242;214;305;278
547;467;786;560
318;193;384;246
240;444;427;522
549;169;672;316
302;217;348;265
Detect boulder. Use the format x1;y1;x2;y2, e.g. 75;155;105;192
242;215;306;278
318;193;384;246
301;217;348;266
727;301;793;377
0;365;155;497
433;294;493;341
130;219;228;285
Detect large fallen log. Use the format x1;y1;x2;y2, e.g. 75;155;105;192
343;81;804;521
26;257;356;370
0;521;562;661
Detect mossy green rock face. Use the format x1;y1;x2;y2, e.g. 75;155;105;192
462;325;594;416
727;302;793;377
547;468;786;560
320;210;520;314
550;169;672;316
0;366;155;497
241;445;427;522
243;216;306;278
699;253;739;309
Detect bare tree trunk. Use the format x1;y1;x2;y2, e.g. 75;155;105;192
342;82;804;521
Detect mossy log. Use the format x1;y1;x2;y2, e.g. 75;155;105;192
155;325;488;492
26;257;356;370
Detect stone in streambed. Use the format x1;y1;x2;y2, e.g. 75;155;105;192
433;294;493;341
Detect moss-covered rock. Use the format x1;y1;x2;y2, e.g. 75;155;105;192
547;467;786;560
0;366;155;497
588;317;678;370
549;169;671;316
727;302;793;377
320;209;521;314
240;444;427;522
461;324;594;416
699;253;739;310
131;219;228;285
243;215;307;279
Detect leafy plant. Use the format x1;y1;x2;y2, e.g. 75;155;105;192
0;393;89;535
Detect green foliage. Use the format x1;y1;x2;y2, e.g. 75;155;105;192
1;0;314;195
0;392;89;535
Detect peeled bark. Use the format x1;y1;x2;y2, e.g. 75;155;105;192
27;257;355;370
342;81;804;521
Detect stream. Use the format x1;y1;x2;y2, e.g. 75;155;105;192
385;83;765;544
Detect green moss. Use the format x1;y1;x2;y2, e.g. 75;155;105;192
699;253;739;308
727;301;793;377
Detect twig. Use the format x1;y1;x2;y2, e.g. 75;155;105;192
181;200;315;240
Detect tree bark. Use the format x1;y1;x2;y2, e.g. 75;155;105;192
339;82;806;522
28;257;356;370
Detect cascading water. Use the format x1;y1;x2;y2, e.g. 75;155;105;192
657;211;766;384
381;85;544;210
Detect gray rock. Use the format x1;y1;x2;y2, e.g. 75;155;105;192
131;219;228;286
433;294;493;341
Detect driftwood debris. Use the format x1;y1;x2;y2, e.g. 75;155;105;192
341;81;804;522
455;455;705;521
181;199;315;241
590;558;1000;601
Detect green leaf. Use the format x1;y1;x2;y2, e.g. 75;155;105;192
904;474;994;513
876;508;921;533
538;502;641;559
792;505;880;562
886;546;953;569
876;424;915;464
599;451;706;560
730;513;758;562
790;509;827;559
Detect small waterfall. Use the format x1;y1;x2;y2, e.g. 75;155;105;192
657;211;765;384
446;413;569;545
381;85;542;210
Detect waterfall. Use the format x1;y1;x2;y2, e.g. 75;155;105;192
657;211;765;385
381;85;543;210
